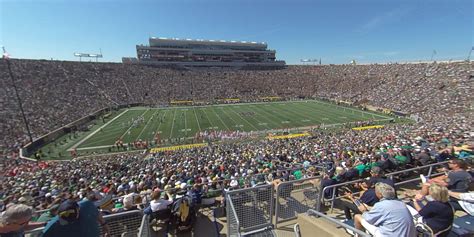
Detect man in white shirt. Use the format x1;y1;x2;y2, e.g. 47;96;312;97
149;189;173;212
449;191;474;216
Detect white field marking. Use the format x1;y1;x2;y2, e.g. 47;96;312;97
322;118;329;120
258;123;268;126
301;119;311;122
248;104;281;128
69;109;129;151
211;107;230;130
136;109;159;140
207;126;219;130
201;108;217;129
76;117;395;152
218;107;240;127
234;124;244;128
184;110;188;136
313;100;392;120
169;109;178;139
155;110;168;137
180;128;192;132
193;107;202;131
340;117;347;119
119;109;149;140
281;121;290;124
227;106;259;130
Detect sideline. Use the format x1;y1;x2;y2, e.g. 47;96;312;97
68;109;129;151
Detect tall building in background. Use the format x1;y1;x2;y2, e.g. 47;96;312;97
123;37;285;69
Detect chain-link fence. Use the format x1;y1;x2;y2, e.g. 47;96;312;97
275;176;322;227
100;210;144;237
226;184;274;236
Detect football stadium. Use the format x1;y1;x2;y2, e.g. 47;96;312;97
1;1;473;237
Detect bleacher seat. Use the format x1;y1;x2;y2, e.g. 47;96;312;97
448;215;474;237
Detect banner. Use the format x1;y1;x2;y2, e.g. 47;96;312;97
351;125;384;131
267;133;310;140
149;143;207;153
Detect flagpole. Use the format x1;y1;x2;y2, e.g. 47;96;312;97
3;48;34;144
467;47;473;62
430;50;436;62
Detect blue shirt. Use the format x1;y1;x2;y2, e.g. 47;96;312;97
419;201;453;233
42;200;100;237
362;199;416;237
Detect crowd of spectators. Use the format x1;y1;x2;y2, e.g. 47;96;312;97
0;59;473;235
1;59;472;155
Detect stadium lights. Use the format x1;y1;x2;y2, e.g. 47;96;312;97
74;51;103;62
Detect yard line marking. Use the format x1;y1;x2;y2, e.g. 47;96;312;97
219;107;244;130
248;105;281;128
313;100;392;119
120;109;149;140
227;106;259;130
169;109;178;139
136;109;159;140
69;109;129;151
154;110;167;139
184;110;188;136
193;107;202;131
211;107;230;130
201;108;217;129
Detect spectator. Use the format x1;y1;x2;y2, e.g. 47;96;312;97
409;184;454;235
448;191;474;216
420;159;471;195
42;199;110;237
0;204;45;236
354;182;415;237
148;189;173;213
36;204;59;222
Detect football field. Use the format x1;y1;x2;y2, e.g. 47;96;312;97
73;100;393;150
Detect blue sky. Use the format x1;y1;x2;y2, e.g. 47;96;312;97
1;0;472;64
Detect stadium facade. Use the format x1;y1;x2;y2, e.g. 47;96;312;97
123;37;286;69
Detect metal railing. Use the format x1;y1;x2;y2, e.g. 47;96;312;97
25;210;146;237
138;213;151;237
225;184;274;236
227;194;241;237
101;210;144;236
317;161;450;212
306;209;371;237
275;176;322;227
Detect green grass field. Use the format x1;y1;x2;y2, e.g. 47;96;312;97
38;100;395;159
77;100;392;148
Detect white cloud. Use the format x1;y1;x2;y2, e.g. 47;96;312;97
356;7;413;34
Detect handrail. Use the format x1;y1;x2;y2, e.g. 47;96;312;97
226;192;241;237
319;160;450;212
25;209;144;236
306;209;371;237
138;213;150;237
275;175;323;225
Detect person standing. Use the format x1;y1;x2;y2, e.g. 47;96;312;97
42;199;110;237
